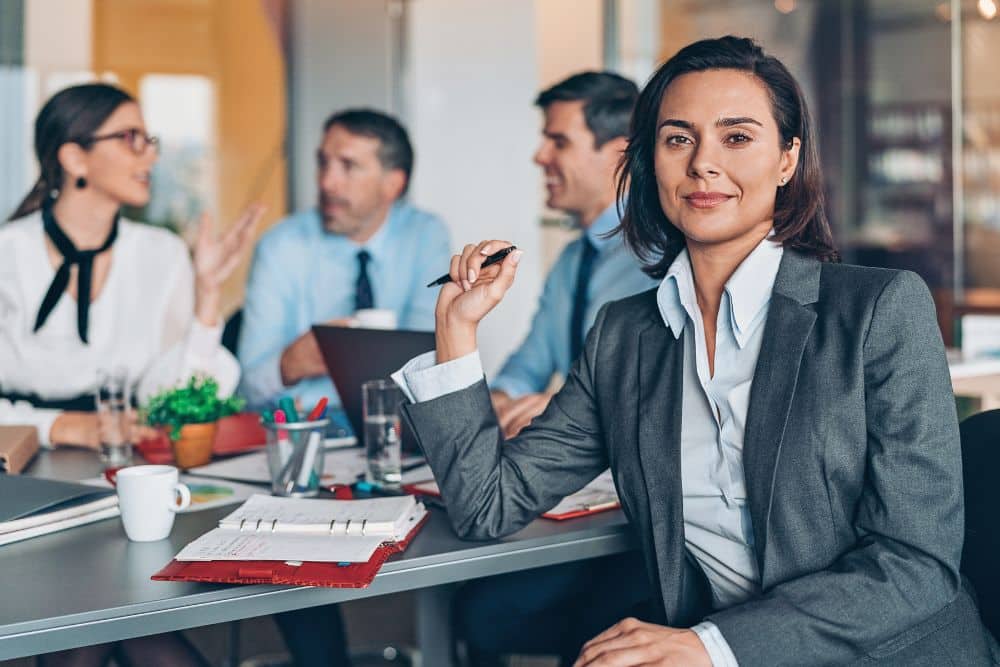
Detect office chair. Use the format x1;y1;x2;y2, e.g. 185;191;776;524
222;309;243;356
959;408;1000;639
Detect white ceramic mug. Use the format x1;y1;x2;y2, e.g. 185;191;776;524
114;465;191;542
352;308;397;330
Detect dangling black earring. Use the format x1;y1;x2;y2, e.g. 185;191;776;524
75;176;87;189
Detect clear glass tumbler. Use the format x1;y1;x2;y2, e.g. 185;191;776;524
96;369;132;468
362;379;403;489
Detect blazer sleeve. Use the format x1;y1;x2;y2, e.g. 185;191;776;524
400;304;612;540
708;270;964;665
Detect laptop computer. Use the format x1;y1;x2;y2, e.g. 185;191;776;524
312;325;435;439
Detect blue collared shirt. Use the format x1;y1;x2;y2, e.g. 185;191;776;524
657;236;783;612
491;203;657;397
237;202;451;411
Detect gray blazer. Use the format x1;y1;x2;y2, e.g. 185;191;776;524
402;250;999;666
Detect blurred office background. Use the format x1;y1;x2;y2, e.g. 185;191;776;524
2;0;1000;364
1;2;999;665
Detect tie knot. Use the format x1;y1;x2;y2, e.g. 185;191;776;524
357;249;371;266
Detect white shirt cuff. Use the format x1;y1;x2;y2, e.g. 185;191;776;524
391;350;484;403
692;621;739;667
186;318;225;361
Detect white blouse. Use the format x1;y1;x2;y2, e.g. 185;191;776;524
0;212;240;446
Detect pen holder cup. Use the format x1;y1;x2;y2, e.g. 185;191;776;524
263;418;329;497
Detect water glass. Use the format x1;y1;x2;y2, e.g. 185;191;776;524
263;418;329;497
96;369;132;467
362;380;403;488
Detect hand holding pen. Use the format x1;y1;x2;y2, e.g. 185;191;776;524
426;245;518;287
431;240;524;363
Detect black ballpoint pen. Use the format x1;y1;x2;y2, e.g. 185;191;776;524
426;245;518;287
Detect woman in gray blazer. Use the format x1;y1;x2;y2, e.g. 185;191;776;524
395;37;998;666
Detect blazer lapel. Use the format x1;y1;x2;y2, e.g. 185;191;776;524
742;251;820;579
636;314;687;622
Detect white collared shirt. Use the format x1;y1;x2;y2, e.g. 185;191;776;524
657;237;784;608
0;213;239;445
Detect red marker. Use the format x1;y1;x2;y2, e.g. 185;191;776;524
307;397;328;421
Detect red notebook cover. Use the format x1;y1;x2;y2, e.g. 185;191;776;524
151;513;427;588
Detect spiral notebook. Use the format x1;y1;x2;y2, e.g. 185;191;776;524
174;494;426;563
153;494;428;588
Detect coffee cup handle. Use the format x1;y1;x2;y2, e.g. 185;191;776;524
171;483;192;512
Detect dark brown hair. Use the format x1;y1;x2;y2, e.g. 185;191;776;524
535;71;638;148
617;36;839;278
8;83;134;221
323;108;414;196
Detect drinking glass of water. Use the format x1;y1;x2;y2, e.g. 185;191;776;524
96;368;132;468
362;379;403;489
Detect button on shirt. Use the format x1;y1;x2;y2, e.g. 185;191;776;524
237;202;451;410
657;237;783;611
492;203;657;397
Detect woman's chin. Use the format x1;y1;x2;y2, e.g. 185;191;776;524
119;190;151;209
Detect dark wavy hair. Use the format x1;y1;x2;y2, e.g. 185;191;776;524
8;83;135;221
617;36;839;278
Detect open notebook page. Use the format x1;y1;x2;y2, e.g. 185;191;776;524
218;494;419;536
175;528;389;562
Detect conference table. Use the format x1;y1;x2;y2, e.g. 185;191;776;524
0;448;636;665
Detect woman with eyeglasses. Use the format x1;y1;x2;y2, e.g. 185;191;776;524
396;37;997;665
0;82;263;455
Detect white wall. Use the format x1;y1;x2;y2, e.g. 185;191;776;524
289;0;399;210
405;0;543;376
1;0;94;216
535;0;603;89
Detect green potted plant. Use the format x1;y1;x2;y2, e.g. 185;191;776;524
143;376;244;469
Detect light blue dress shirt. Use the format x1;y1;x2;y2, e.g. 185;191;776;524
491;203;657;397
392;235;784;667
237;202;451;412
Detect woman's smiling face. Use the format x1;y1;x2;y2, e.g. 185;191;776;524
654;68;800;251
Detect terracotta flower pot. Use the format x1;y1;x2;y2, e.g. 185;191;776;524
171;422;217;469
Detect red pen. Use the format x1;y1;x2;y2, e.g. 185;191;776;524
307;397;328;421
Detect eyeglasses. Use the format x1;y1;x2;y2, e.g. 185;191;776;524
78;128;160;155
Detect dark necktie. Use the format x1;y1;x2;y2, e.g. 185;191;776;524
569;237;597;363
354;249;374;311
34;203;119;344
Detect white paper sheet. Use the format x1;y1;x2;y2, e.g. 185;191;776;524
175;527;386;563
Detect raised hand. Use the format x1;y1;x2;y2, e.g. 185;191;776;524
193;203;266;326
434;240;522;363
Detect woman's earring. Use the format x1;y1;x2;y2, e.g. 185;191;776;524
48;188;60;200
779;176;788;185
75;176;87;189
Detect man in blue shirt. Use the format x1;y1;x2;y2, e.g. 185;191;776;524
459;73;657;667
238;109;450;416
490;73;657;439
240;110;448;666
